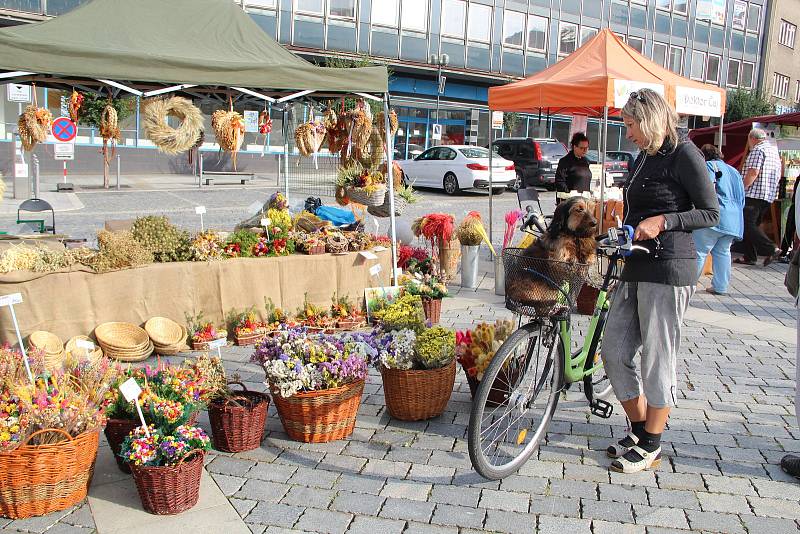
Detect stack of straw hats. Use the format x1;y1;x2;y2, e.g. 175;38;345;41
144;317;188;355
95;322;153;362
65;335;104;365
28;330;65;371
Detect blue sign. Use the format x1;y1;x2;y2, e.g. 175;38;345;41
51;117;77;143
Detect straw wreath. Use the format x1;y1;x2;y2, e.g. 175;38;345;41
143;97;204;155
17;105;53;151
211;109;246;169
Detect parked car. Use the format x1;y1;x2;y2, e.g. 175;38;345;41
489;138;568;190
398;145;515;195
393;143;424;161
586;150;638;186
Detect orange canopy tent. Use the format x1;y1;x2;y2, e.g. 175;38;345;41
488;29;726;117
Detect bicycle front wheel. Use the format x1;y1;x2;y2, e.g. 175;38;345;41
468;319;564;480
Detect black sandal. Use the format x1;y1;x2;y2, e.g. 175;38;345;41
733;258;756;266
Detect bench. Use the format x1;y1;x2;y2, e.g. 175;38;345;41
200;170;255;186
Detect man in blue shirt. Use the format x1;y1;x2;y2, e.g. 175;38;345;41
694;144;745;295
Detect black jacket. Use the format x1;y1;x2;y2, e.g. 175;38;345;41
621;140;720;286
555;151;592;193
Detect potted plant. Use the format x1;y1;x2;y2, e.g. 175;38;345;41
456;320;516;406
300;234;326;255
401;272;449;325
330;293;365;330
295;293;334;332
231;307;267;346
251;329;371;442
377;325;456;421
371;293;427;333
264;297;296;334
456;212;496;289
186;312;227;351
121;424;211;515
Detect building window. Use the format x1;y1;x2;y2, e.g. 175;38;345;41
580;26;597;46
295;0;323;15
528;15;548;51
628;36;645;55
669;46;684;75
467;3;491;42
503;10;525;48
441;0;466;38
559;22;578;56
773;72;790;99
328;0;355;19
656;0;671;10
673;0;688;15
780;20;796;48
610;0;629;26
372;0;397;26
690;50;706;80
705;54;720;83
247;0;277;8
652;42;668;67
732;0;746;30
561;0;580;16
741;61;754;88
401;0;427;32
727;58;740;86
747;4;760;32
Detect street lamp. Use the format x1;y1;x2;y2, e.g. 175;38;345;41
429;53;449;145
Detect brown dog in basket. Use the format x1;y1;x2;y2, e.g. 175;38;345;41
507;197;597;315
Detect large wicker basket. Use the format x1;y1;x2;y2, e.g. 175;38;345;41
367;191;406;218
130;450;205;515
0;429;99;519
208;383;269;453
272;380;364;443
380;359;456;421
344;185;386;207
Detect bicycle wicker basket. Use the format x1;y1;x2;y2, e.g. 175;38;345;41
502;248;589;318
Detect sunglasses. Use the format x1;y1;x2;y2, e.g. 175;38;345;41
629;91;646;102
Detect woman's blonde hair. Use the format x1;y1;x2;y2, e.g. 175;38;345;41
621;88;678;156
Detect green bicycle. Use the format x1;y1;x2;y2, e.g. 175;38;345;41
468;220;644;480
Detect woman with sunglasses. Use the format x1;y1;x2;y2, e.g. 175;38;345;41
601;89;720;474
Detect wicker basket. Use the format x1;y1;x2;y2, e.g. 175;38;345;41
422;298;442;325
208;383;269;452
144;317;184;346
380;359;456;421
344;185;386;207
0;429;99;519
272;379;364;443
438;238;460;281
65;335;103;365
29;330;63;354
130;450;205;515
104;418;140;474
367;191;406;218
234;331;264;347
100;341;154;362
303;244;326;255
336;318;365;331
95;322;150;350
191;332;227;352
463;365;522;407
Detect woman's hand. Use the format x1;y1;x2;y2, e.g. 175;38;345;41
633;215;666;241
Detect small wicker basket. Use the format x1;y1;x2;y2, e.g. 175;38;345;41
344;185;386;207
208;382;269;453
130;450;205;515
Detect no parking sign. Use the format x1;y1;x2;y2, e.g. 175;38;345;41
51;117;77;143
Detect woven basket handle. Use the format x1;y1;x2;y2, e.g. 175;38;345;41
222;380;252;407
23;428;73;446
227;380;248;392
176;448;205;467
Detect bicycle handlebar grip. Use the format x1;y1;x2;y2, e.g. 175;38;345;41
621;225;635;257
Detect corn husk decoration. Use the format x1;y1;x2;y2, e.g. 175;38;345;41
212;109;246;170
143;97;204;155
17;105;53;151
68;90;84;124
258;111;273;135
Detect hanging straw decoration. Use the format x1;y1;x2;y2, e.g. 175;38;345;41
294;116;326;158
211;108;246;170
376;109;399;140
142;97;204;155
68;90;84;124
17;86;52;152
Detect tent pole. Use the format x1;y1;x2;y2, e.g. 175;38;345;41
600;106;608;230
383;93;399;286
282;107;289;202
488;123;494;255
717;115;725;151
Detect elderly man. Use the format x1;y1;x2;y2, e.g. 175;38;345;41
735;128;782;266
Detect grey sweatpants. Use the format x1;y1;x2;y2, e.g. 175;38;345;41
601;281;693;408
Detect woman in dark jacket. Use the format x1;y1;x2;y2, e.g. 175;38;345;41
601;89;719;474
555;132;592;195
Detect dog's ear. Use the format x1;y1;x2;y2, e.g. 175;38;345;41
548;201;569;239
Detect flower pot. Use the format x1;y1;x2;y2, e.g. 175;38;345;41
460;245;480;289
422;298;442;325
494;254;505;296
380;359;456;421
271;380;364;443
130;451;204;515
208;385;269;453
438;238;460;281
104;418;140;474
336;319;365;331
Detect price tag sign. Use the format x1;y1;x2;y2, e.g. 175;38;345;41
0;293;23;307
260;218;271;227
119;378;143;403
359;251;378;261
369;264;382;276
372;246;387;252
208;338;226;350
195;206;206;215
75;339;95;351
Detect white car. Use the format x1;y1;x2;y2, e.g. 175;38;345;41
398;145;516;195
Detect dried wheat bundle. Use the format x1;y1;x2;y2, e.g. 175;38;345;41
211;109;246;169
376;110;399;140
348;108;372;152
143;97;204;155
17;105;52;151
294;120;326;157
99;104;121;143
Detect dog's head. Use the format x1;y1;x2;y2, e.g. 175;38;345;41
549;197;597;238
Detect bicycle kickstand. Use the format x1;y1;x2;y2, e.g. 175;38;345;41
590;399;613;419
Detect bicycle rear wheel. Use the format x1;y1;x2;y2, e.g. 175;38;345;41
468;319;563;480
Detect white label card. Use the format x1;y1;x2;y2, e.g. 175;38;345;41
119;378;143;402
75;339;95;351
372;246;387;252
208;338;226;349
359;251;378;260
0;293;23;307
260;218;271;227
195;206;206;215
369;264;382;276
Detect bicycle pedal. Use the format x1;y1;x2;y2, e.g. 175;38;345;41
590;399;613;419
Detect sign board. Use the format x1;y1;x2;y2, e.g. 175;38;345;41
613;80;665;109
54;143;74;160
431;124;442;140
208;338;226;350
76;339;95;351
51;117;77;143
243;110;259;133
195;205;206;215
119;378;143;403
589;164;603;183
569;113;588;141
7;83;31;103
0;293;23;307
491;111;504;130
674;86;722;118
14;163;29;178
438;75;447;95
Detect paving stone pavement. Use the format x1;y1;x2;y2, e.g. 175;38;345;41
2;182;799;533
